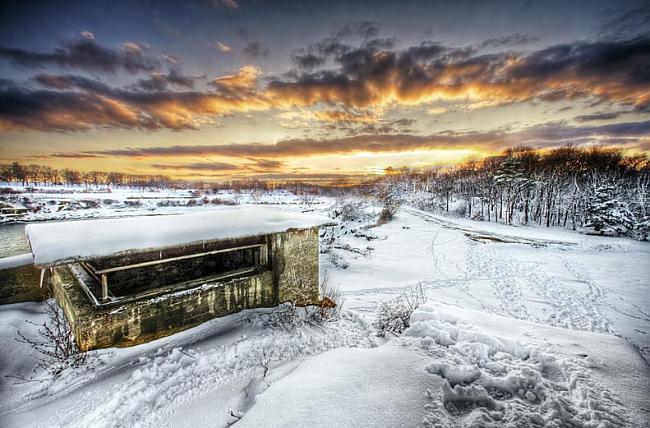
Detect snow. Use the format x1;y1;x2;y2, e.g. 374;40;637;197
230;303;648;427
324;206;650;362
0;253;33;270
1;193;649;427
407;303;649;427
236;346;432;427
25;206;333;266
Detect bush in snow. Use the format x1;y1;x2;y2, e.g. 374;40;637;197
330;199;371;223
583;186;635;236
15;300;86;378
376;199;399;225
374;283;427;337
211;197;239;206
249;272;342;330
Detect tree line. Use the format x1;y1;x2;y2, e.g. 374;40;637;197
0;162;173;189
376;146;649;239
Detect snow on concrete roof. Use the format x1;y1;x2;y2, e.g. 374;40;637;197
26;207;334;267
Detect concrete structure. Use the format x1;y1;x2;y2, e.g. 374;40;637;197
22;208;332;350
0;264;48;305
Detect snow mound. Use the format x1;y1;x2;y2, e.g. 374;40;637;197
404;303;647;427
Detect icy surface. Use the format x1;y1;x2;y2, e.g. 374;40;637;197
26;206;333;266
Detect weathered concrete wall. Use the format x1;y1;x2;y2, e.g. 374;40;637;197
272;227;320;305
52;266;275;351
0;265;49;304
51;227;321;350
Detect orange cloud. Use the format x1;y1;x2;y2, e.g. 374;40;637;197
210;66;262;95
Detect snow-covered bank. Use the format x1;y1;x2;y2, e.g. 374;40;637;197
231;303;649;427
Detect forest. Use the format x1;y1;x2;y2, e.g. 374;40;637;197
376;146;650;240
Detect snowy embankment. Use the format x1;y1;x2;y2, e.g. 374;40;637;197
1;197;649;427
238;303;648;427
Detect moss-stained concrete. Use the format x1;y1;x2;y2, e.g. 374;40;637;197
52;266;275;351
51;227;321;350
0;265;49;304
272;227;320;305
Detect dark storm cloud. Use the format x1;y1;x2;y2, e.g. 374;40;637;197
0;86;146;131
315;38;351;57
291;52;326;69
598;5;650;41
0;36;159;74
133;69;200;91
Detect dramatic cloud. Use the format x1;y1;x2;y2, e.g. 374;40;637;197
1;73;268;131
210;66;261;95
248;158;285;170
49;120;650;159
291;52;326;69
574;112;625;122
150;158;285;173
2;36;648;133
133;69;200;91
598;5;650;41
0;35;159;74
267;36;650;111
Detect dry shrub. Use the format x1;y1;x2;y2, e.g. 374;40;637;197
374;283;427;337
15;300;86;378
377;201;399;225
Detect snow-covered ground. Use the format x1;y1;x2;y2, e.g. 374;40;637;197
0;184;322;223
0;190;648;427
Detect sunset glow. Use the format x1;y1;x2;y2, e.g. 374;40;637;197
1;0;648;183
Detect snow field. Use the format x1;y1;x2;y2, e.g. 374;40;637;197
1;194;648;427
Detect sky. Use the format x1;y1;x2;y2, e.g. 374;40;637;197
0;0;649;183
